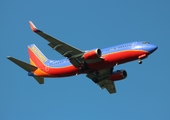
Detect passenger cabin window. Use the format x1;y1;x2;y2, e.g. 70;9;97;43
142;42;150;44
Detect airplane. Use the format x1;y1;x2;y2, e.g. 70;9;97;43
7;21;158;94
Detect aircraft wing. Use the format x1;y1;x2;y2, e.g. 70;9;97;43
98;79;116;94
86;68;116;94
29;21;84;67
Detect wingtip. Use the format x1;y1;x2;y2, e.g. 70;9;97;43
29;21;38;32
7;56;11;59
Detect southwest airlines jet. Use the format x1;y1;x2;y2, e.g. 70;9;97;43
7;21;158;94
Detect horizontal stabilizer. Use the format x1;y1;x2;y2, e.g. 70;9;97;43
7;56;37;72
34;76;44;84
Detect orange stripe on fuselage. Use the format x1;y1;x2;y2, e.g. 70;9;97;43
33;68;50;77
29;58;51;77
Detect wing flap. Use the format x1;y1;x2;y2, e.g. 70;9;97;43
48;41;82;57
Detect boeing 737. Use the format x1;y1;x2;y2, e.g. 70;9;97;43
7;21;158;94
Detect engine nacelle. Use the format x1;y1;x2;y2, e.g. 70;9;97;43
109;70;127;81
83;49;102;60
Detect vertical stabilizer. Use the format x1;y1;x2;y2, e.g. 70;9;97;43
28;44;48;69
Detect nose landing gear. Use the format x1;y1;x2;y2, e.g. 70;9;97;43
138;59;142;64
138;54;147;64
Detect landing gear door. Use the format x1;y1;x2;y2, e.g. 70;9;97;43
132;42;137;49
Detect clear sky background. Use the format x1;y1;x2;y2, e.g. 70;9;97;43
1;0;170;120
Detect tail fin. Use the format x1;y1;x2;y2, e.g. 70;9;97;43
28;44;48;68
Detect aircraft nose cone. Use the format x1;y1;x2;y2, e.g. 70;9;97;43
146;44;158;53
152;45;158;51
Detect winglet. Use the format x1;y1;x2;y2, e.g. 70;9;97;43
29;21;38;32
7;56;11;59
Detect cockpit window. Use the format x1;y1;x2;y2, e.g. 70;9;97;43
142;42;150;44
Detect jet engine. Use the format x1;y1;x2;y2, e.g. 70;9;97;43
109;70;127;81
83;49;102;60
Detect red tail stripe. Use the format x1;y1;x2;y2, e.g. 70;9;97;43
28;47;47;69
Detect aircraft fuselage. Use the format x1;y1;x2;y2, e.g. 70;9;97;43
29;41;157;77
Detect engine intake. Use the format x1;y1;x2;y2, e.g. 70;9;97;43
83;49;102;60
109;70;127;81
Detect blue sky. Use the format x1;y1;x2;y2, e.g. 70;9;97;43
1;0;170;119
